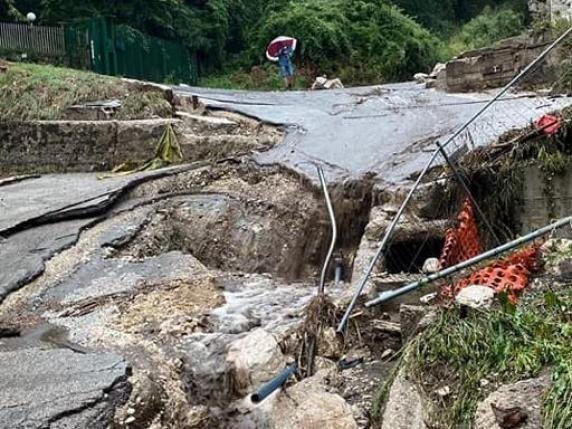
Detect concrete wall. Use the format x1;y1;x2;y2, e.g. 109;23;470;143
529;0;572;22
444;38;557;92
0;119;179;175
520;165;572;237
551;0;572;20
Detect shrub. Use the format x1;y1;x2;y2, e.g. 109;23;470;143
450;6;526;53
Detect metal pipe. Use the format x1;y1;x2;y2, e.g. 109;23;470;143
365;215;572;307
335;264;343;286
435;142;501;247
336;26;572;332
336;150;440;332
437;25;572;154
318;166;338;296
337;357;364;371
250;364;298;404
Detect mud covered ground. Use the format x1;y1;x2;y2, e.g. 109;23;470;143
0;156;412;429
3;83;561;429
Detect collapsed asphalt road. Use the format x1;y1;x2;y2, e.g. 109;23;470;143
177;83;572;183
2;83;572;428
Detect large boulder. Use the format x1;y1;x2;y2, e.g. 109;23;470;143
269;376;357;429
399;305;437;341
381;369;428;429
474;375;550;429
226;329;287;396
230;370;357;429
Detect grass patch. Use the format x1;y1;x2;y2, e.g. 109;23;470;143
199;63;309;91
402;288;572;428
0;62;173;121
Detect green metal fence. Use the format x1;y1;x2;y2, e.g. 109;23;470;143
0;17;197;84
65;17;198;85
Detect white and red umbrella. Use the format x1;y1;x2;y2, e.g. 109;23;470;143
266;36;297;62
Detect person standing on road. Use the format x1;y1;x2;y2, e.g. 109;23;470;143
277;43;295;90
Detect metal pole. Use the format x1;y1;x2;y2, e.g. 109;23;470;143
336;149;441;332
365;215;572;307
336;26;572;332
318;167;338;296
438;25;572;153
435;142;501;246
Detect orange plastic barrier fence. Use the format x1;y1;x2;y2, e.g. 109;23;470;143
439;198;482;268
453;246;540;302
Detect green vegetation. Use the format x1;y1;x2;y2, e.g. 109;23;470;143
0;62;172;121
1;0;532;88
259;0;444;83
199;63;308;91
449;7;526;53
392;0;528;35
404;289;572;428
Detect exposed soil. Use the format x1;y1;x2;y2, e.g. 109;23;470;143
0;91;458;429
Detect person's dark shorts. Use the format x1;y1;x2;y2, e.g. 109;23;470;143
280;62;294;78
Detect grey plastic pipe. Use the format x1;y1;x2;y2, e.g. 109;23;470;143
250;364;298;404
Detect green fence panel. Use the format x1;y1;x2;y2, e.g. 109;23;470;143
64;17;198;85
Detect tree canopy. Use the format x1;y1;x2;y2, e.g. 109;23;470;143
1;0;530;84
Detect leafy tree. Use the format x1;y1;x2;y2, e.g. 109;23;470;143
1;0;23;20
391;0;528;34
1;0;533;85
450;6;525;52
257;0;443;82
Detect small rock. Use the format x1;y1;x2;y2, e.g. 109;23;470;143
318;327;343;359
429;63;446;78
127;407;136;415
226;328;287;396
480;379;490;387
420;292;438;304
491;404;528;429
414;73;430;84
555;258;572;277
125;416;136;424
422;258;441;274
435;386;451;397
381;349;394;360
311;75;345;90
323;78;344;89
456;285;495;309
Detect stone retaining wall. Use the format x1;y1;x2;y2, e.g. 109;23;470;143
444;38;558;92
520;165;572;237
529;0;572;22
0;119;179;175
